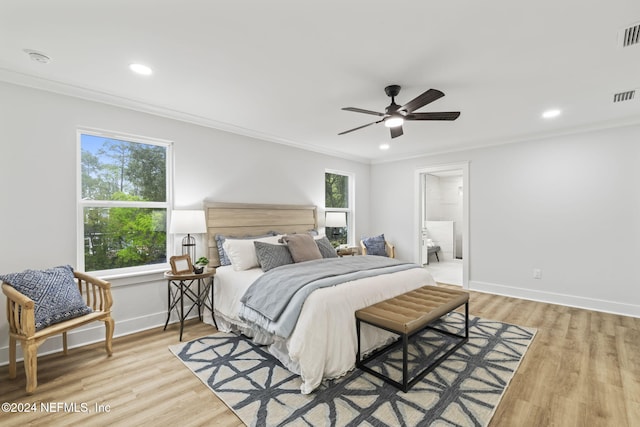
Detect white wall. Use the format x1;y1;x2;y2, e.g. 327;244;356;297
2;79;637;367
0;82;370;364
425;175;463;258
440;176;463;259
424;174;442;221
371;125;640;317
425;221;455;260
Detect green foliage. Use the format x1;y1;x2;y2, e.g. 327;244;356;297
326;228;347;247
83;206;167;271
82;136;168;271
83;138;166;202
195;257;209;266
126;143;166;201
325;173;348;208
325;172;349;246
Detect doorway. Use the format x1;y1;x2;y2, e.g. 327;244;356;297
415;162;469;288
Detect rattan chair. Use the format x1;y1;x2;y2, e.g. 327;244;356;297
2;271;114;394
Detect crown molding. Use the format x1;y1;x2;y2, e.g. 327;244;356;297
0;68;370;164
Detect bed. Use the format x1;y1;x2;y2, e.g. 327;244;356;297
203;202;436;394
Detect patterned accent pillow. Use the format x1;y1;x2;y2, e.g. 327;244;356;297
362;234;387;256
215;233;275;266
223;236;281;271
215;234;232;266
315;236;338;258
254;241;294;272
0;265;93;331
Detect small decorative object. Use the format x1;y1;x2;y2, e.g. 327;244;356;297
193;256;209;274
170;254;193;275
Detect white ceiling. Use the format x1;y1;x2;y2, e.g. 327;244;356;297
1;1;639;163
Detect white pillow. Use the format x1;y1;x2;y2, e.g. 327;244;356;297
223;235;282;271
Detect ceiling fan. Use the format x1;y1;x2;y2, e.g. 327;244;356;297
339;85;460;138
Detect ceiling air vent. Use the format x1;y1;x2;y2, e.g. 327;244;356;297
619;22;640;47
613;90;635;103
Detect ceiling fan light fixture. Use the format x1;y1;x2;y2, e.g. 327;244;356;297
338;85;459;137
384;116;404;128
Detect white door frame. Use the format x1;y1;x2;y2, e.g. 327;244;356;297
414;161;470;289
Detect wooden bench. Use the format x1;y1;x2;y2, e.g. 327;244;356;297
355;285;469;392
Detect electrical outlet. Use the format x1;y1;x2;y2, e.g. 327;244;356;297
533;268;542;279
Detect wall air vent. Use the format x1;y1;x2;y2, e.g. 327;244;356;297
619;22;640;47
613;90;635;103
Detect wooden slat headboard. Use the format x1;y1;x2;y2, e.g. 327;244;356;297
204;201;318;266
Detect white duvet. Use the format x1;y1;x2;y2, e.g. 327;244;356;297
204;263;436;394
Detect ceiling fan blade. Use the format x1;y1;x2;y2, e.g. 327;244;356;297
401;89;445;113
390;125;403;138
341;107;385;116
338;119;384;135
406;111;461;121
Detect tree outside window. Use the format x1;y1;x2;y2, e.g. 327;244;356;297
79;132;170;273
325;171;351;247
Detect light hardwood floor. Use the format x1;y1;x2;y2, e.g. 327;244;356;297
1;288;638;426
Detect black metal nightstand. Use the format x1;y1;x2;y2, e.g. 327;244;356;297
163;269;216;340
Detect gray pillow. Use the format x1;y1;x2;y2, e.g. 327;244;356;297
315;236;338;258
254;241;293;272
0;265;92;331
282;234;323;263
362;234;387;256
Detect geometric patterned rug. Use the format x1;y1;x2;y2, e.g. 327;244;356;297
169;312;536;427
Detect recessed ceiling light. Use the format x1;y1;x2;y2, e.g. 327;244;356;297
379;143;390;150
542;109;561;119
129;63;153;76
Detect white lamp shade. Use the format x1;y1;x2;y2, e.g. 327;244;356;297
169;210;207;234
325;212;347;228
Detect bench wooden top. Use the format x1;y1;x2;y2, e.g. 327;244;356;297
355;285;469;334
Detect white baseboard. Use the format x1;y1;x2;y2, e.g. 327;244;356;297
0;311;203;367
4;282;636;366
469;280;640;318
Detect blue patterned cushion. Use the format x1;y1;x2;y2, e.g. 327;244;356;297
215;235;232;266
0;265;92;331
362;234;387;256
215;233;275;266
315;236;338;258
254;242;294;272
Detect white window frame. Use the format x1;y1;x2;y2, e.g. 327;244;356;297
324;169;355;246
76;127;173;278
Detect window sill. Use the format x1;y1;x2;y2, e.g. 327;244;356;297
96;267;168;287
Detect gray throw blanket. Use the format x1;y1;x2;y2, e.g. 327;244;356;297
240;256;418;326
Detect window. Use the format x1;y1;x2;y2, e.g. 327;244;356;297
78;130;171;274
325;170;354;247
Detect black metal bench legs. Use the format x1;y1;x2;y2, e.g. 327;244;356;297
356;302;469;392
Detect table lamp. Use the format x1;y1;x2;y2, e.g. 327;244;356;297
169;210;207;264
325;212;347;240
